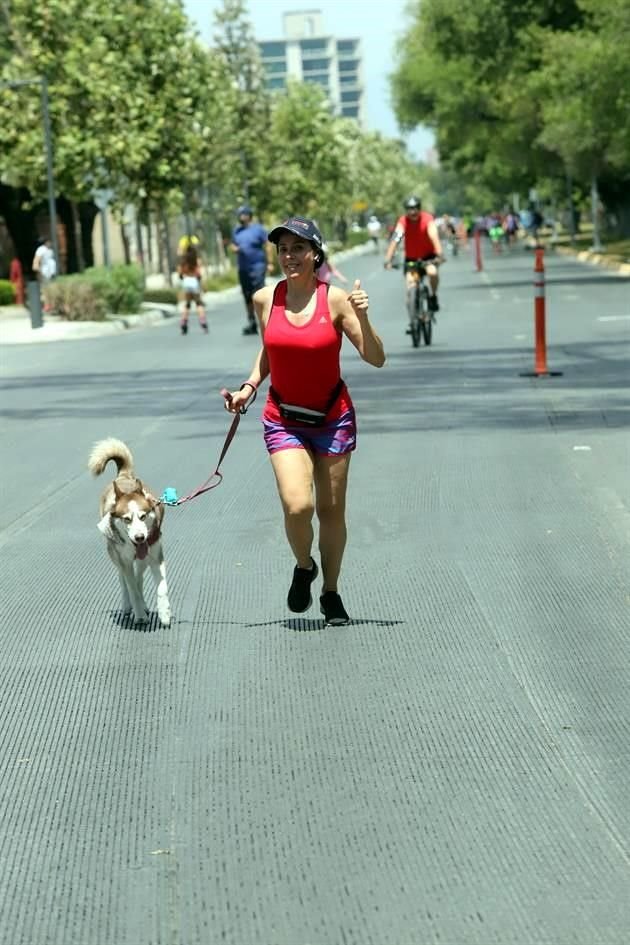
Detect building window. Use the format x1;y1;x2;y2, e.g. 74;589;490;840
303;75;328;88
302;57;330;72
263;60;287;74
301;38;328;52
339;73;358;85
341;105;360;118
338;59;359;73
265;77;286;90
259;41;286;58
337;40;357;54
340;90;360;104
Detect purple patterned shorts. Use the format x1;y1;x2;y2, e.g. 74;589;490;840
262;409;357;456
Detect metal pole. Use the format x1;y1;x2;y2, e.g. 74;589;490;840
591;174;603;252
40;78;60;269
26;279;43;329
100;208;110;266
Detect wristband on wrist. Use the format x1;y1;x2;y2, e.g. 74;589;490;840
240;380;258;392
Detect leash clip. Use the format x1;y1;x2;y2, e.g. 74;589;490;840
160;487;179;506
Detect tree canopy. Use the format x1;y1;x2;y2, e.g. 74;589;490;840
390;0;629;219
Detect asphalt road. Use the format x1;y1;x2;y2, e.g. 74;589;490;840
1;244;629;945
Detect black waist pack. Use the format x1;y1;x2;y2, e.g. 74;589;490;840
271;379;344;427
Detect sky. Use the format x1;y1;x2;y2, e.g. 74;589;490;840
182;0;435;160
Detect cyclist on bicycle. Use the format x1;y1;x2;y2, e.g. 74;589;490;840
384;197;443;322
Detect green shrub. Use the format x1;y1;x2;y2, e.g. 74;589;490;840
143;288;178;305
202;270;238;292
0;280;16;305
84;264;145;314
345;230;371;248
46;276;107;321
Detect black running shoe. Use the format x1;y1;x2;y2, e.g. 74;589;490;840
320;591;350;626
242;322;258;335
428;294;439;313
287;559;318;613
180;322;188;335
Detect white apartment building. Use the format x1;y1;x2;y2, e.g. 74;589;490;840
257;10;365;124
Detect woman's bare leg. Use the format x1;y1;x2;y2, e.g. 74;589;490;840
313;454;351;592
270;448;315;568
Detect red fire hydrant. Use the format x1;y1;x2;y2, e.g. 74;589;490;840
9;257;25;305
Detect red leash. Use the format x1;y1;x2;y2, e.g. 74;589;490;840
160;387;256;507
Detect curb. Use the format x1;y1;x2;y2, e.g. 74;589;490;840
552;244;630;277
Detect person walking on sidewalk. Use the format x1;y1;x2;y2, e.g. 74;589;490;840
224;216;385;626
177;240;208;335
32;236;57;311
230;205;274;336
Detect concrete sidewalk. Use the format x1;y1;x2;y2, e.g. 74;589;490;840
0;301;180;345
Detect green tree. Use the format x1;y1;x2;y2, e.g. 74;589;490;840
530;0;630;239
341;123;432;220
260;81;353;227
0;0;235;269
390;0;584;204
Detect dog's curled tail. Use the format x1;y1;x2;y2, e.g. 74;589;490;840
88;438;134;477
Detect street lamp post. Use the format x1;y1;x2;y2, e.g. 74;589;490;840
0;76;59;268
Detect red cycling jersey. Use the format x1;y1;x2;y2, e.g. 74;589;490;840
262;279;352;423
394;211;436;259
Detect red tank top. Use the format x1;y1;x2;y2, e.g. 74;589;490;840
396;211;435;258
262;279;353;423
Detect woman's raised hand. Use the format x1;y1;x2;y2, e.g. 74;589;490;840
347;279;369;315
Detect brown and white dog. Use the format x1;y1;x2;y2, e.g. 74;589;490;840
88;438;171;627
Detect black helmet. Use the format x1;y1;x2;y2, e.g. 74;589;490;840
405;196;421;209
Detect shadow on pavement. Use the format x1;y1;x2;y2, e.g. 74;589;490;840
1;335;628;433
245;617;405;632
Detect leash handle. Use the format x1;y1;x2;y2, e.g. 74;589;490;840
220;385;256;415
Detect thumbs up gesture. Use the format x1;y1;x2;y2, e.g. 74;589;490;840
348;278;369;316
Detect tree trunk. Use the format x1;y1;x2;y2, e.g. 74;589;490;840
120;222;131;265
591;175;603;252
57;197;81;273
135;210;145;269
0;184;40;276
71;201;85;271
565;170;576;245
78;201;98;268
160;208;174;286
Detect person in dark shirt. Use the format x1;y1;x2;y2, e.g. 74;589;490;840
230;205;274;335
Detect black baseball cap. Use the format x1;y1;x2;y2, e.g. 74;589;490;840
268;216;324;253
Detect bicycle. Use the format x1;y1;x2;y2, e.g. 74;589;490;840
405;260;435;347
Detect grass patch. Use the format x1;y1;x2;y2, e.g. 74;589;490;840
202;270;239;292
0;279;16;305
144;288;178;305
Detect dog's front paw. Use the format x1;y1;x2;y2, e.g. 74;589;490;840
158;602;172;627
133;608;149;625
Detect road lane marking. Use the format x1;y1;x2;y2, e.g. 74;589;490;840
597;315;630;322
